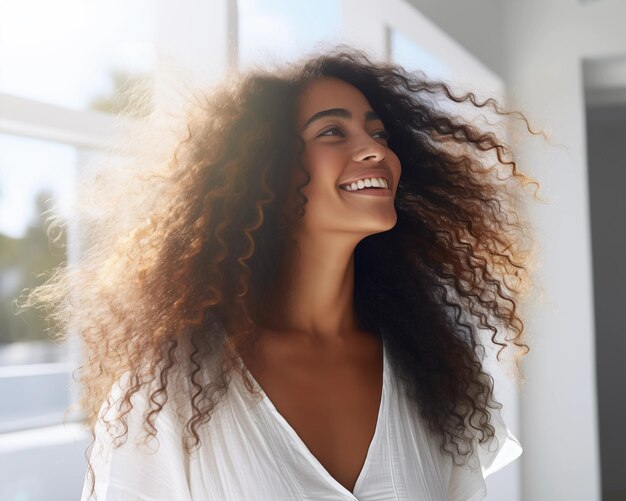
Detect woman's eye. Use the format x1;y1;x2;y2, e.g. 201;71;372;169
319;126;342;137
373;130;390;140
318;127;390;141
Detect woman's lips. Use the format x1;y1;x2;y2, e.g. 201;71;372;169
340;187;392;197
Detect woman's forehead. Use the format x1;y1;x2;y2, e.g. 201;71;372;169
296;77;373;126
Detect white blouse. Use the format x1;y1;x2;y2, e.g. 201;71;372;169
81;339;522;500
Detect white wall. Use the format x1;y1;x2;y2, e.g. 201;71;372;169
405;0;505;78
501;0;626;500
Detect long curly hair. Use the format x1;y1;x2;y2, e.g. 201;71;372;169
23;46;540;496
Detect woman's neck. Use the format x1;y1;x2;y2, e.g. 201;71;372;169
260;231;362;344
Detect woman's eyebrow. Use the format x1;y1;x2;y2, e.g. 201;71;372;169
302;108;380;131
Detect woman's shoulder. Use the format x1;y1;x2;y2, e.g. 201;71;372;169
84;369;197;501
98;337;243;441
94;369;187;448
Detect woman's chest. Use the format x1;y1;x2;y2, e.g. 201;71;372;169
238;334;384;494
189;359;452;501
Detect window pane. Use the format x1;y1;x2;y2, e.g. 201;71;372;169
238;0;341;67
0;134;75;366
0;0;157;115
0;364;74;432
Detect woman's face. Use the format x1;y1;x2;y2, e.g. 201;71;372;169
289;76;402;239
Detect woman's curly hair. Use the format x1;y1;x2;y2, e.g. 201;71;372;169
22;46;541;496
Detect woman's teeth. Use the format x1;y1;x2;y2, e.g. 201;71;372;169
340;177;389;191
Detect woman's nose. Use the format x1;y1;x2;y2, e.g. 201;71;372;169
352;134;386;162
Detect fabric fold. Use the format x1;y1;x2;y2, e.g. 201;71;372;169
447;406;522;501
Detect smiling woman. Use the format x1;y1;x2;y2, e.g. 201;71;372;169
23;46;540;500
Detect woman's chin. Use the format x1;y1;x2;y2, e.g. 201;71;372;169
357;214;398;236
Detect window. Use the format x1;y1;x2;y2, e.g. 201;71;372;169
0;135;74;349
0;1;159;498
0;0;157;113
0;136;101;434
238;0;341;67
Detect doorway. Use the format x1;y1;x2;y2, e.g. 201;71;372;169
583;54;626;501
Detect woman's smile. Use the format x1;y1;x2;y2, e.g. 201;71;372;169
339;175;392;196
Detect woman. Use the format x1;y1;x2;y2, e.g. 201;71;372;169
27;46;538;500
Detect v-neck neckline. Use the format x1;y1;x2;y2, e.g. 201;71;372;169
234;337;387;500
